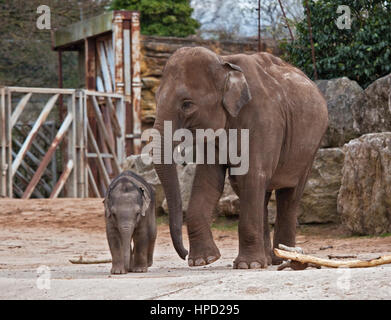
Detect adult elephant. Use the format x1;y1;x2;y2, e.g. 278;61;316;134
153;47;328;269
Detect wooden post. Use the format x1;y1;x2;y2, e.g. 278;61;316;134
85;37;99;196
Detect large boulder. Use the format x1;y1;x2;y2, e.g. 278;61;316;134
337;133;391;235
315;77;363;147
351;73;391;135
161;163;196;214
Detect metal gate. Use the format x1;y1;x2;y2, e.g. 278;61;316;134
0;86;125;199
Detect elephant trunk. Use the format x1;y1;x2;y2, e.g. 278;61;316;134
153;121;188;260
119;225;134;272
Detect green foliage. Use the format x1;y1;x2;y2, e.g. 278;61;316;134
282;0;391;88
0;0;110;87
110;0;200;37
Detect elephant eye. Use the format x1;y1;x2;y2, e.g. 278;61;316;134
181;100;193;112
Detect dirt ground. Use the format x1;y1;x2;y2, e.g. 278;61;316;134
0;198;390;300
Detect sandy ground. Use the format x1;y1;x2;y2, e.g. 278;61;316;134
0;198;390;300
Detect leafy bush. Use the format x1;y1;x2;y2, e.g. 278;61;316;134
110;0;200;37
282;0;391;88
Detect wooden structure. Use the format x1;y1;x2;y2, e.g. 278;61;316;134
0;10;141;198
0;87;125;198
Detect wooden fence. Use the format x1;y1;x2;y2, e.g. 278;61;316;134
0;87;126;199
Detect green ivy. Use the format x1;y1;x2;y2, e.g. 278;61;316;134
282;0;391;88
110;0;200;37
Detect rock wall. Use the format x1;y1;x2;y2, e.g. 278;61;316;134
140;36;280;126
338;133;391;235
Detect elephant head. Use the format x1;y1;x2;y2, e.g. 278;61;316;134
153;47;252;260
105;172;152;272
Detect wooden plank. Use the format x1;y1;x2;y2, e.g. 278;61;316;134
87;123;111;188
97;41;113;92
50;160;73;199
116;98;126;165
105;38;115;89
10;92;32;127
91;95;121;173
106;97;121;138
83;90;123;99
22;113;73;199
12;94;59;176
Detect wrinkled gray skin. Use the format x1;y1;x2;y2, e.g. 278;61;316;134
104;171;156;274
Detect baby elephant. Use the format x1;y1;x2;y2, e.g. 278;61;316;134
104;170;156;274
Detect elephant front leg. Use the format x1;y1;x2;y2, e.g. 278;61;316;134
234;172;268;269
106;222;127;274
187;164;226;267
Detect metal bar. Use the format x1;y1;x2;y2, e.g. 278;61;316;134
14;169;44;198
91;95;121;173
7;87;75;94
66;94;77;197
6;90;12;197
12;94;59;176
87;165;100;198
13;126;47;158
10;92;32;127
305;0;318;80
22;113;73;199
87;153;114;159
113;12;124;95
11;149;52;195
0;87;6;196
258;0;262;51
123;20;132;97
116;98;126;165
12;136;53;179
87;123;111;188
83;90;123;99
50;159;74;199
131;11;142;154
76;91;85;198
278;0;294;42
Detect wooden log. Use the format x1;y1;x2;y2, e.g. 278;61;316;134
274;248;391;269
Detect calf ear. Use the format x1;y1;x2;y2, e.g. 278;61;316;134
140;187;151;217
222;62;252;117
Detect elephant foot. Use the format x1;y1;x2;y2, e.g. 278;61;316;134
111;265;127;274
271;252;284;265
188;243;221;267
233;255;268;269
131;266;148;273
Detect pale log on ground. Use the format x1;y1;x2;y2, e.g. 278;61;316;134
274;248;391;269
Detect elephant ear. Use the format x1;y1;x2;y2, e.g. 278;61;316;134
124;174;151;217
138;186;151;217
222;62;252;117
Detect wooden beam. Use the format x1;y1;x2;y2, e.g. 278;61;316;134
50;160;74;199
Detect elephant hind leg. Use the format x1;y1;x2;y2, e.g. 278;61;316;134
263;192;272;266
272;167;311;265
